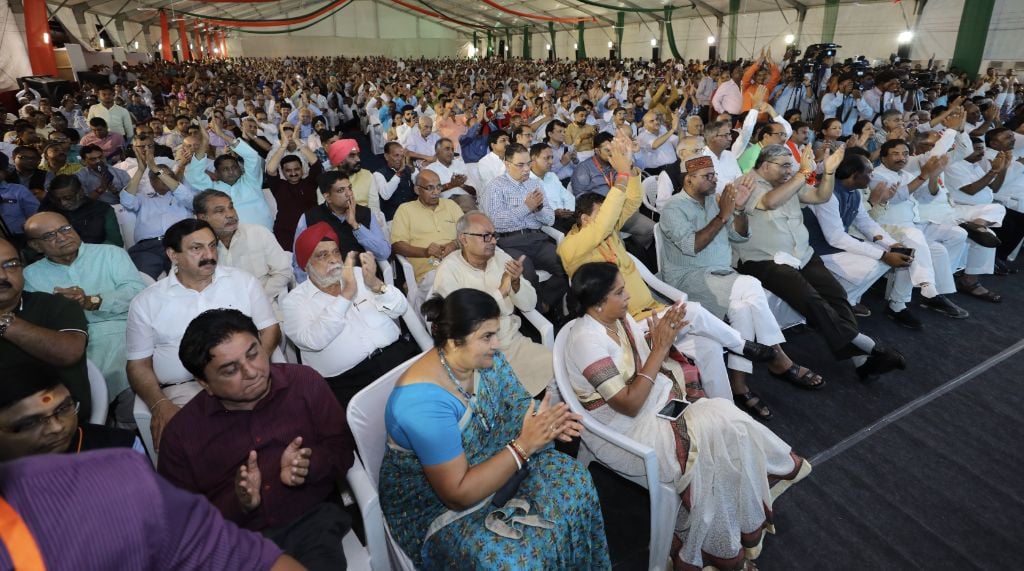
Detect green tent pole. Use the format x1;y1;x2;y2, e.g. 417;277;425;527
615;11;624;59
577;22;586;61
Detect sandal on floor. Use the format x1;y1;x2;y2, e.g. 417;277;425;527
733;391;773;421
956;279;1002;303
770;363;826;390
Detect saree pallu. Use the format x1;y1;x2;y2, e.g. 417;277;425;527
380;352;611;570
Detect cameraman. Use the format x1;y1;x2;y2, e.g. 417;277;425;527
864;70;905;119
821;74;873;136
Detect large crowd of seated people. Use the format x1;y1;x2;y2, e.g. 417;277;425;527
1;52;1023;569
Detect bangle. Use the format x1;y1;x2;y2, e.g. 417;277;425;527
636;373;656;385
151;398;170;411
509;439;530;463
915;174;928;182
798;168;813;176
506;445;523;470
824;171;835;176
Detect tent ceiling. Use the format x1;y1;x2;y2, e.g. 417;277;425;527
54;0;900;36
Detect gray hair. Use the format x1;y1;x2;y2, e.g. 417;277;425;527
455;210;489;236
754;144;792;169
434;137;454;151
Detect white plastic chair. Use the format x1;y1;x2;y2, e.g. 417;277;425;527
520;308;555;348
627;253;688;303
85;359;108;425
641;175;660;213
553;320;679;571
112;204;137;249
540;225;565;244
346;352;426;571
133;394;158;466
262;188;278;222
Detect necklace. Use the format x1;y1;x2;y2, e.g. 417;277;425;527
438;349;491;433
596;316;619;338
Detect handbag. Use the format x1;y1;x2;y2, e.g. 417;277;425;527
491;465;530;507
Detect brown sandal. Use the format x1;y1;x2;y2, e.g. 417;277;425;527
956;278;1002;303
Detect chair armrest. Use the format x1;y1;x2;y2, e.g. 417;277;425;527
521;308;554;348
628;253;687;303
540;225;565;244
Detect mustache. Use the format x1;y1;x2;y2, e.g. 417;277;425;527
199;259;217;267
0;280;10;289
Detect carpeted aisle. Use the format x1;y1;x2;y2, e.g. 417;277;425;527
595;273;1024;569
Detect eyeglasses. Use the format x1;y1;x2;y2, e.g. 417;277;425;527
461;231;496;242
35;225;75;242
0;259;23;271
764;131;784;137
696;172;718;180
0;399;78;434
767;161;794;170
507;161;532;169
415;184;444;192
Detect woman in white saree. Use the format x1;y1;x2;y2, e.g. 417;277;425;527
564;261;812;570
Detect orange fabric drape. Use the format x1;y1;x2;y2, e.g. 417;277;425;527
192;22;203;60
177;19;191;61
23;0;57;75
159;10;173;62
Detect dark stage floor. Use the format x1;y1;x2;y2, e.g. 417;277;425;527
595;268;1024;570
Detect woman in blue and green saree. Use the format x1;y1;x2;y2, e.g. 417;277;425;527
380;288;611;570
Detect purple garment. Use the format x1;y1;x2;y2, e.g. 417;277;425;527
0;449;282;570
158;363;355;531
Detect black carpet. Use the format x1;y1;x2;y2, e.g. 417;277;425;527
596;270;1024;569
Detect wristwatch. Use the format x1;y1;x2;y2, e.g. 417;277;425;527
372;284;388;295
0;313;14;338
89;295;102;310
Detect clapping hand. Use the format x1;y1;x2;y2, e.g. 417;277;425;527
869;181;898;205
235;450;262;511
340;251;358;300
823;144;846;173
279;437;312;487
518;392;583;452
648;302;688;354
524;189;545;211
499;255;526;297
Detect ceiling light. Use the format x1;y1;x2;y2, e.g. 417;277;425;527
707;35;716;45
784;33;795;45
651;38;657;47
897;30;913;44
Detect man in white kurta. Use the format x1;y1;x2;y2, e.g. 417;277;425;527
430;211;552;396
868;140;969;325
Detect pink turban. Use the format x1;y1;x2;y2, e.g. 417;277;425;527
328;139;360;168
294;222;339;270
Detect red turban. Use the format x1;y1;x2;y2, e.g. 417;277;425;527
328;139;360;168
294;222;339;270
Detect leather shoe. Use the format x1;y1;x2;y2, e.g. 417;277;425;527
920;294;969;319
851;303;871;317
857;346;907;383
959;222;1000;248
884;306;923;330
739;341;777;363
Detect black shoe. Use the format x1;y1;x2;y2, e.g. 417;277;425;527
959;222;1001;248
884;306;923;330
994;258;1018;276
856;346;907;383
738;341;777;363
851;303;871;317
920;294;970;319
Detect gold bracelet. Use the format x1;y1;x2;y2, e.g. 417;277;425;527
509;439;530;463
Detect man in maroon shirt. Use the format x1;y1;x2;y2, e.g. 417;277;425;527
265;129;322;250
158;308;354;570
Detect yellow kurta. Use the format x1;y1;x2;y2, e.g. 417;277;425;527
390;198;463;282
317;168;380;212
557;175;663;320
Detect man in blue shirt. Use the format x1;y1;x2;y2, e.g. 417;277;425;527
0;180;38;248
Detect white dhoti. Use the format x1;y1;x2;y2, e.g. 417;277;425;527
954;203;1005;275
723;275;786;374
821;250;902;304
880;224;954;296
639;301;745;400
918;222;967;293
